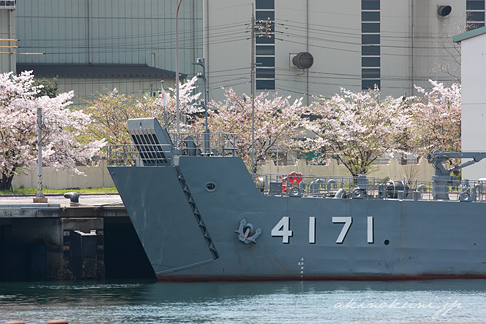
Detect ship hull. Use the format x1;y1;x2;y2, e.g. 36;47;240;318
109;155;486;281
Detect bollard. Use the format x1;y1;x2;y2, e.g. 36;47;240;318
5;321;25;324
47;320;68;324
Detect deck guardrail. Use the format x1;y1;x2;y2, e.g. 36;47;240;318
254;173;486;202
107;144;172;167
171;132;238;157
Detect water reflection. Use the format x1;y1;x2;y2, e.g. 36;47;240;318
0;280;485;323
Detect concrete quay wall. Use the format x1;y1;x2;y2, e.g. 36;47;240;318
0;204;154;282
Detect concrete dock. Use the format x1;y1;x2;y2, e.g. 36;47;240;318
0;194;155;282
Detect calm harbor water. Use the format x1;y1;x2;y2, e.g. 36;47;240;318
1;279;486;324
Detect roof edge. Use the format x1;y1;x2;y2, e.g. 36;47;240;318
453;26;486;43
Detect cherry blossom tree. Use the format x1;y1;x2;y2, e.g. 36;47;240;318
82;76;201;145
0;71;106;191
193;88;304;173
409;80;461;155
301;87;411;176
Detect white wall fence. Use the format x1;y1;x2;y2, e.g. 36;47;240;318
260;157;434;181
12;160;115;190
12;158;434;190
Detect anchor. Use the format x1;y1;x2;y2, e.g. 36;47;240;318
235;218;262;244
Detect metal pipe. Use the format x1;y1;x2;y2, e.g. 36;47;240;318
36;108;45;199
252;70;255;174
87;0;91;63
203;0;210;91
176;0;183;134
306;0;309;106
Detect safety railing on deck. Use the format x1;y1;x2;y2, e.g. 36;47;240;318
107;131;238;166
254;173;486;202
171;132;238;157
107;144;172;167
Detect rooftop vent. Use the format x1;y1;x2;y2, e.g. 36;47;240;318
292;52;314;69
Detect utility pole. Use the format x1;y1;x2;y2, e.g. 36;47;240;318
251;5;255;174
33;108;48;203
176;0;183;134
192;58;210;155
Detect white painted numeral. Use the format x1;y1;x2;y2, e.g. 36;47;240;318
271;216;293;243
367;216;374;244
332;216;352;244
309;217;316;244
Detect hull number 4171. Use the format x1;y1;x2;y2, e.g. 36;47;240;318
271;216;374;244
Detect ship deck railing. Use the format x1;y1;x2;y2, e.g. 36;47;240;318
107;144;172;167
170;131;238;157
254;173;486;202
106;133;238;167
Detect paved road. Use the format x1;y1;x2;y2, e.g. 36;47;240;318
0;194;123;207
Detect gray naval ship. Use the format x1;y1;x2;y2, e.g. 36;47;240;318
107;118;486;281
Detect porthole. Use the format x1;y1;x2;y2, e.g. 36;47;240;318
206;182;217;192
384;239;390;245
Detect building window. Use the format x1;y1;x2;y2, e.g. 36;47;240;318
256;45;275;55
255;0;275;90
256;68;275;78
362;68;380;79
257;57;275;66
467;0;486;30
362;79;380;89
362;57;380;67
256;79;275;90
362;23;380;33
256;0;274;10
361;0;380;90
362;46;380;56
362;34;380;44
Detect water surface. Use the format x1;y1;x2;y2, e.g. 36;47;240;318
1;279;485;323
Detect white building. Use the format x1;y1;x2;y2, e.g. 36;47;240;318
204;0;473;104
454;26;486;180
1;0;483;104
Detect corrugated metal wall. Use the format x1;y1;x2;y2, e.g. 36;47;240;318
53;77;177;106
15;0;202;76
0;8;16;73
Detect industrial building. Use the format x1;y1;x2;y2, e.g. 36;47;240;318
1;0;481;103
2;0;486;178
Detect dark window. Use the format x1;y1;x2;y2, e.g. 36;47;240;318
256;36;275;44
362;0;380;10
468;11;485;21
362;23;380;33
362;11;380;21
257;57;275;67
256;79;275;90
256;0;274;9
256;11;274;21
362;68;380;79
362;79;380;90
256;68;275;78
467;22;485;30
362;45;380;55
467;0;485;11
256;45;275;55
362;57;380;67
362;34;380;44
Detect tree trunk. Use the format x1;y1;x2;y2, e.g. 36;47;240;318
0;172;14;191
